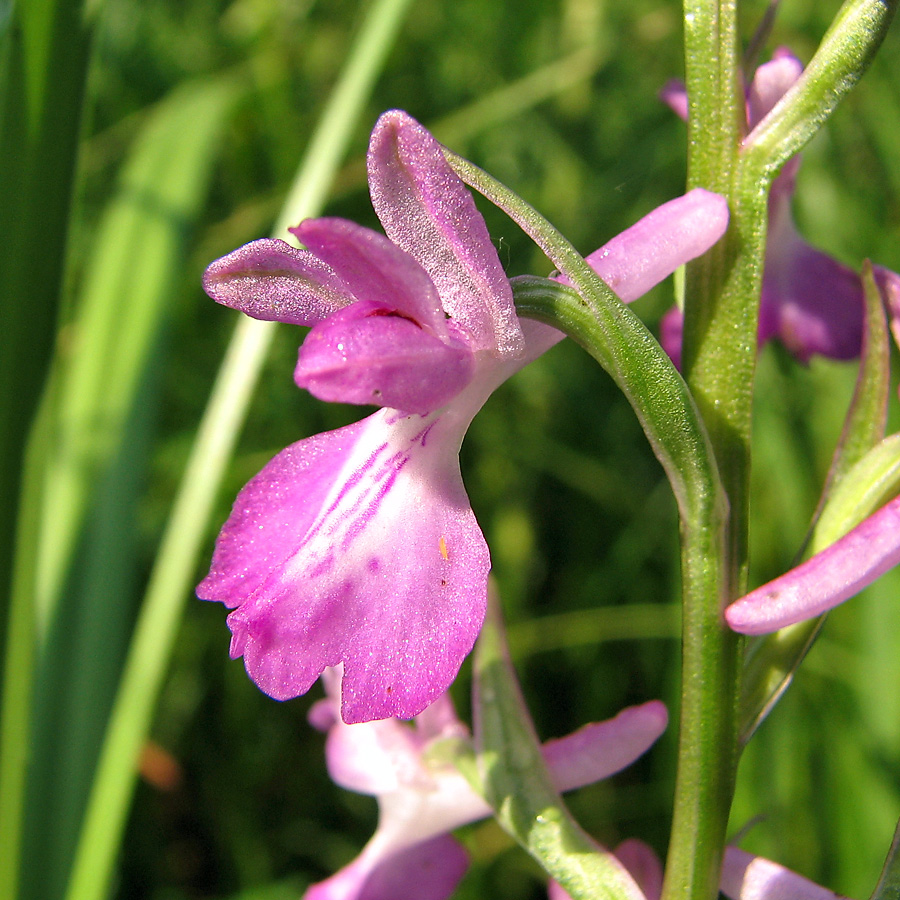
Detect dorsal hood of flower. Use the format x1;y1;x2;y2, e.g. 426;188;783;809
660;48;896;366
198;109;729;724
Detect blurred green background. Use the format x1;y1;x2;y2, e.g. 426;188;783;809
2;1;900;898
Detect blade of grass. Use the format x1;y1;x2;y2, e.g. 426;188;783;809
18;75;241;900
63;2;413;899
0;1;96;895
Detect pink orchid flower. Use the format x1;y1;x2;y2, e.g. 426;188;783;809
661;49;897;366
198;109;728;724
303;668;668;900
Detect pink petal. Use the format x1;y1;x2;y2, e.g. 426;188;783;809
197;409;489;723
325;715;424;796
721;848;848;900
659;79;688;120
726;494;900;634
367;110;524;358
294;300;474;413
614;840;664;900
304;834;468;900
291;218;452;340
874;264;900;358
203;238;353;324
583;189;729;303
759;227;863;362
659;306;684;369
544;701;669;792
747;51;803;130
414;691;470;742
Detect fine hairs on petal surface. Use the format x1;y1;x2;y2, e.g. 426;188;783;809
367;110;525;357
202;238;355;325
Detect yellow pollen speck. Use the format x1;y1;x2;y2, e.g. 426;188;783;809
439;536;449;560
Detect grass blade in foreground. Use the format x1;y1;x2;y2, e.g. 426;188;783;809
0;0;96;894
63;2;413;899
19;75;241;900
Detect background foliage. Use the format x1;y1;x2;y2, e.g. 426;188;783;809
2;1;899;898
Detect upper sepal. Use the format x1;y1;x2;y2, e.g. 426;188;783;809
367;110;524;358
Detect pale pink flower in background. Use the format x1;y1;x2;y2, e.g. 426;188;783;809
303;668;668;900
661;49;899;367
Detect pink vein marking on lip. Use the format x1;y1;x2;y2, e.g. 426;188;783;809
295;436;414;565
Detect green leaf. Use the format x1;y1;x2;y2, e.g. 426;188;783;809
817;260;891;513
0;1;95;894
472;589;644;900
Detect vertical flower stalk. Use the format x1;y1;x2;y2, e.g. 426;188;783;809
654;6;749;900
667;3;899;900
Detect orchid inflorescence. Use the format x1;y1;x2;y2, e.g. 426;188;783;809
198;8;900;900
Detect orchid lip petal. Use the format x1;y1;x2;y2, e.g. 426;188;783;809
583;189;729;302
197;409;490;723
726;494;900;634
294;300;475;413
203;238;353;324
367;109;524;358
291;217;452;340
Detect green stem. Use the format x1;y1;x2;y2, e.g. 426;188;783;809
666;3;899;893
453;146;730;897
662;3;748;900
62;2;413;899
